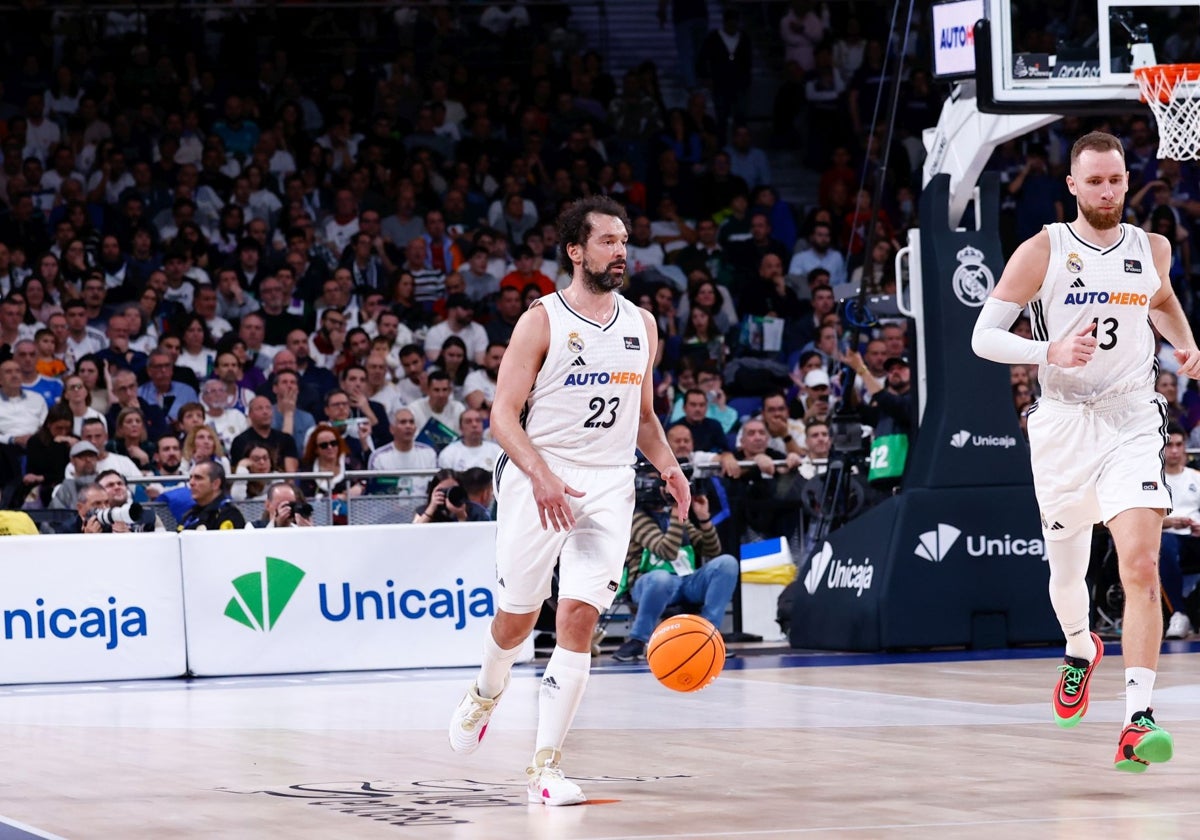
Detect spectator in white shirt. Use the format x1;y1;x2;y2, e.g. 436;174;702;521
367;407;438;498
407;370;465;441
437;409;503;472
0;359;46;446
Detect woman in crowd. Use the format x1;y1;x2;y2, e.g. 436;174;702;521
433;335;472;402
110;406;155;471
176;314;217;379
22;404;75;507
300;422;365;525
230;442;276;502
21;276;61;325
72;356;110;416
182;424;231;475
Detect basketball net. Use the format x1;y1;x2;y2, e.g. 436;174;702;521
1134;64;1200;161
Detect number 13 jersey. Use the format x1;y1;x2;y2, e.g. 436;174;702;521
522;291;650;467
1030;222;1159;403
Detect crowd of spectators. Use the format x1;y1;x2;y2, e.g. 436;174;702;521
0;0;1111;542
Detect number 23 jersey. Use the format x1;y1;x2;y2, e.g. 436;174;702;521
1030;222;1159;403
523;291;650;467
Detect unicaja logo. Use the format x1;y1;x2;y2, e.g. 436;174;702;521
950;430;970;448
225;557;306;632
914;524;962;562
803;542;833;595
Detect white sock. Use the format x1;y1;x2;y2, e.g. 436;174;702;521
534;646;591;763
1124;667;1156;723
477;630;522;699
1045;525;1095;661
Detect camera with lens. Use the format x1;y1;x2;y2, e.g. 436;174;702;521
287;501;314;519
89;501;143;528
436;484;467;517
634;461;702;508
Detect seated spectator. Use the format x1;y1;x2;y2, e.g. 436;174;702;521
19;404;74;507
12;338;62;408
200;377;249;452
230;441;276;502
49;439;101;510
500;246;554;299
95;469;160;531
138;350;199;422
182;424;232;476
145;433;188;500
458;466;496;519
0;357;48;447
613;467;738;663
251;481;315;529
301;422;365;522
438;409;503;472
367;407;438;498
408;370;466;451
109;406;155;472
464;342;504;412
60;372;106;437
230;395;300;473
797;418;833;480
412;468;491;524
1161;426;1200;639
729;417;802;541
64;417;141;481
671;389;728;453
431;335;474;403
176;313;217;379
271;369;316;453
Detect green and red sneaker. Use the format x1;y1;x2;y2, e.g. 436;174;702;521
1114;708;1174;773
1053;631;1103;728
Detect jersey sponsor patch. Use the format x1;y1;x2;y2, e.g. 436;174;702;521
1124;259;1142;273
623;336;640;350
1143;481;1158;491
1063;290;1148;306
562;370;644;386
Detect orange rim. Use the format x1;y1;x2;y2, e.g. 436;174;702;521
1134;63;1200;103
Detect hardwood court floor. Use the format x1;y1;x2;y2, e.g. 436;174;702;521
2;642;1200;840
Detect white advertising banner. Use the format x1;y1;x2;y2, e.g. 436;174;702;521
0;534;187;684
180;523;521;676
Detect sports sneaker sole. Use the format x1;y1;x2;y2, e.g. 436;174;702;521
527;790;587;806
1053;632;1103;729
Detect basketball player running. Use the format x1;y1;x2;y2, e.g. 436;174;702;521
973;131;1200;772
448;196;689;804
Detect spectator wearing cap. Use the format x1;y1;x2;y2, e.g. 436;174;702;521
423;293;488;365
796;367;833;423
48;439;101;510
499;245;555;299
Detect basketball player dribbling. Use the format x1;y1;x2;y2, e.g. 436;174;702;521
973;131;1200;771
448;196;690;804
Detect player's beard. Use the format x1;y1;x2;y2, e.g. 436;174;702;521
581;258;625;293
1077;197;1123;231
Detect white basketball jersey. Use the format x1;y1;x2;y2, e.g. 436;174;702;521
522;291;650;467
1030;223;1159;402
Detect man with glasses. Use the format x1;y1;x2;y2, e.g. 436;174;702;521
138;350;198;421
95;469;161;532
108;368;169;441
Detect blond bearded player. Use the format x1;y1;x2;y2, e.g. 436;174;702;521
447;196;689;804
973;131;1200;772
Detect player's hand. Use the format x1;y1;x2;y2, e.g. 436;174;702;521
531;470;585;532
1174;347;1200;379
1047;323;1098;367
661;466;691;522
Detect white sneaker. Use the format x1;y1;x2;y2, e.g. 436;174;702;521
526;749;586;806
1166;611;1193;640
448;677;507;754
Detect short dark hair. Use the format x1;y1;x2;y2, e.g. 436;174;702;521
556;195;629;275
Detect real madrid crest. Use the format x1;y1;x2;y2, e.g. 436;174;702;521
951;245;995;308
1066;252;1083;273
567;332;585;353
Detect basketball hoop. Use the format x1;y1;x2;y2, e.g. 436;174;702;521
1134;64;1200;161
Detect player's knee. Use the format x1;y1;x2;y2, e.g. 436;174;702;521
1119;551;1161;592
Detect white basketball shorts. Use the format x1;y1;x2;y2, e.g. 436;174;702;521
492;454;635;614
1026;391;1170;537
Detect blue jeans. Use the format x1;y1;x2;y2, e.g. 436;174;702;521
629;554;739;641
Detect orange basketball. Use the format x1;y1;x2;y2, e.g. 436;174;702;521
646;614;726;692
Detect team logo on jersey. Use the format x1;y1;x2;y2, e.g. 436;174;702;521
1066;252;1083;273
566;332;584;353
951;245;994;308
1124;259;1142;273
623;336;641;350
